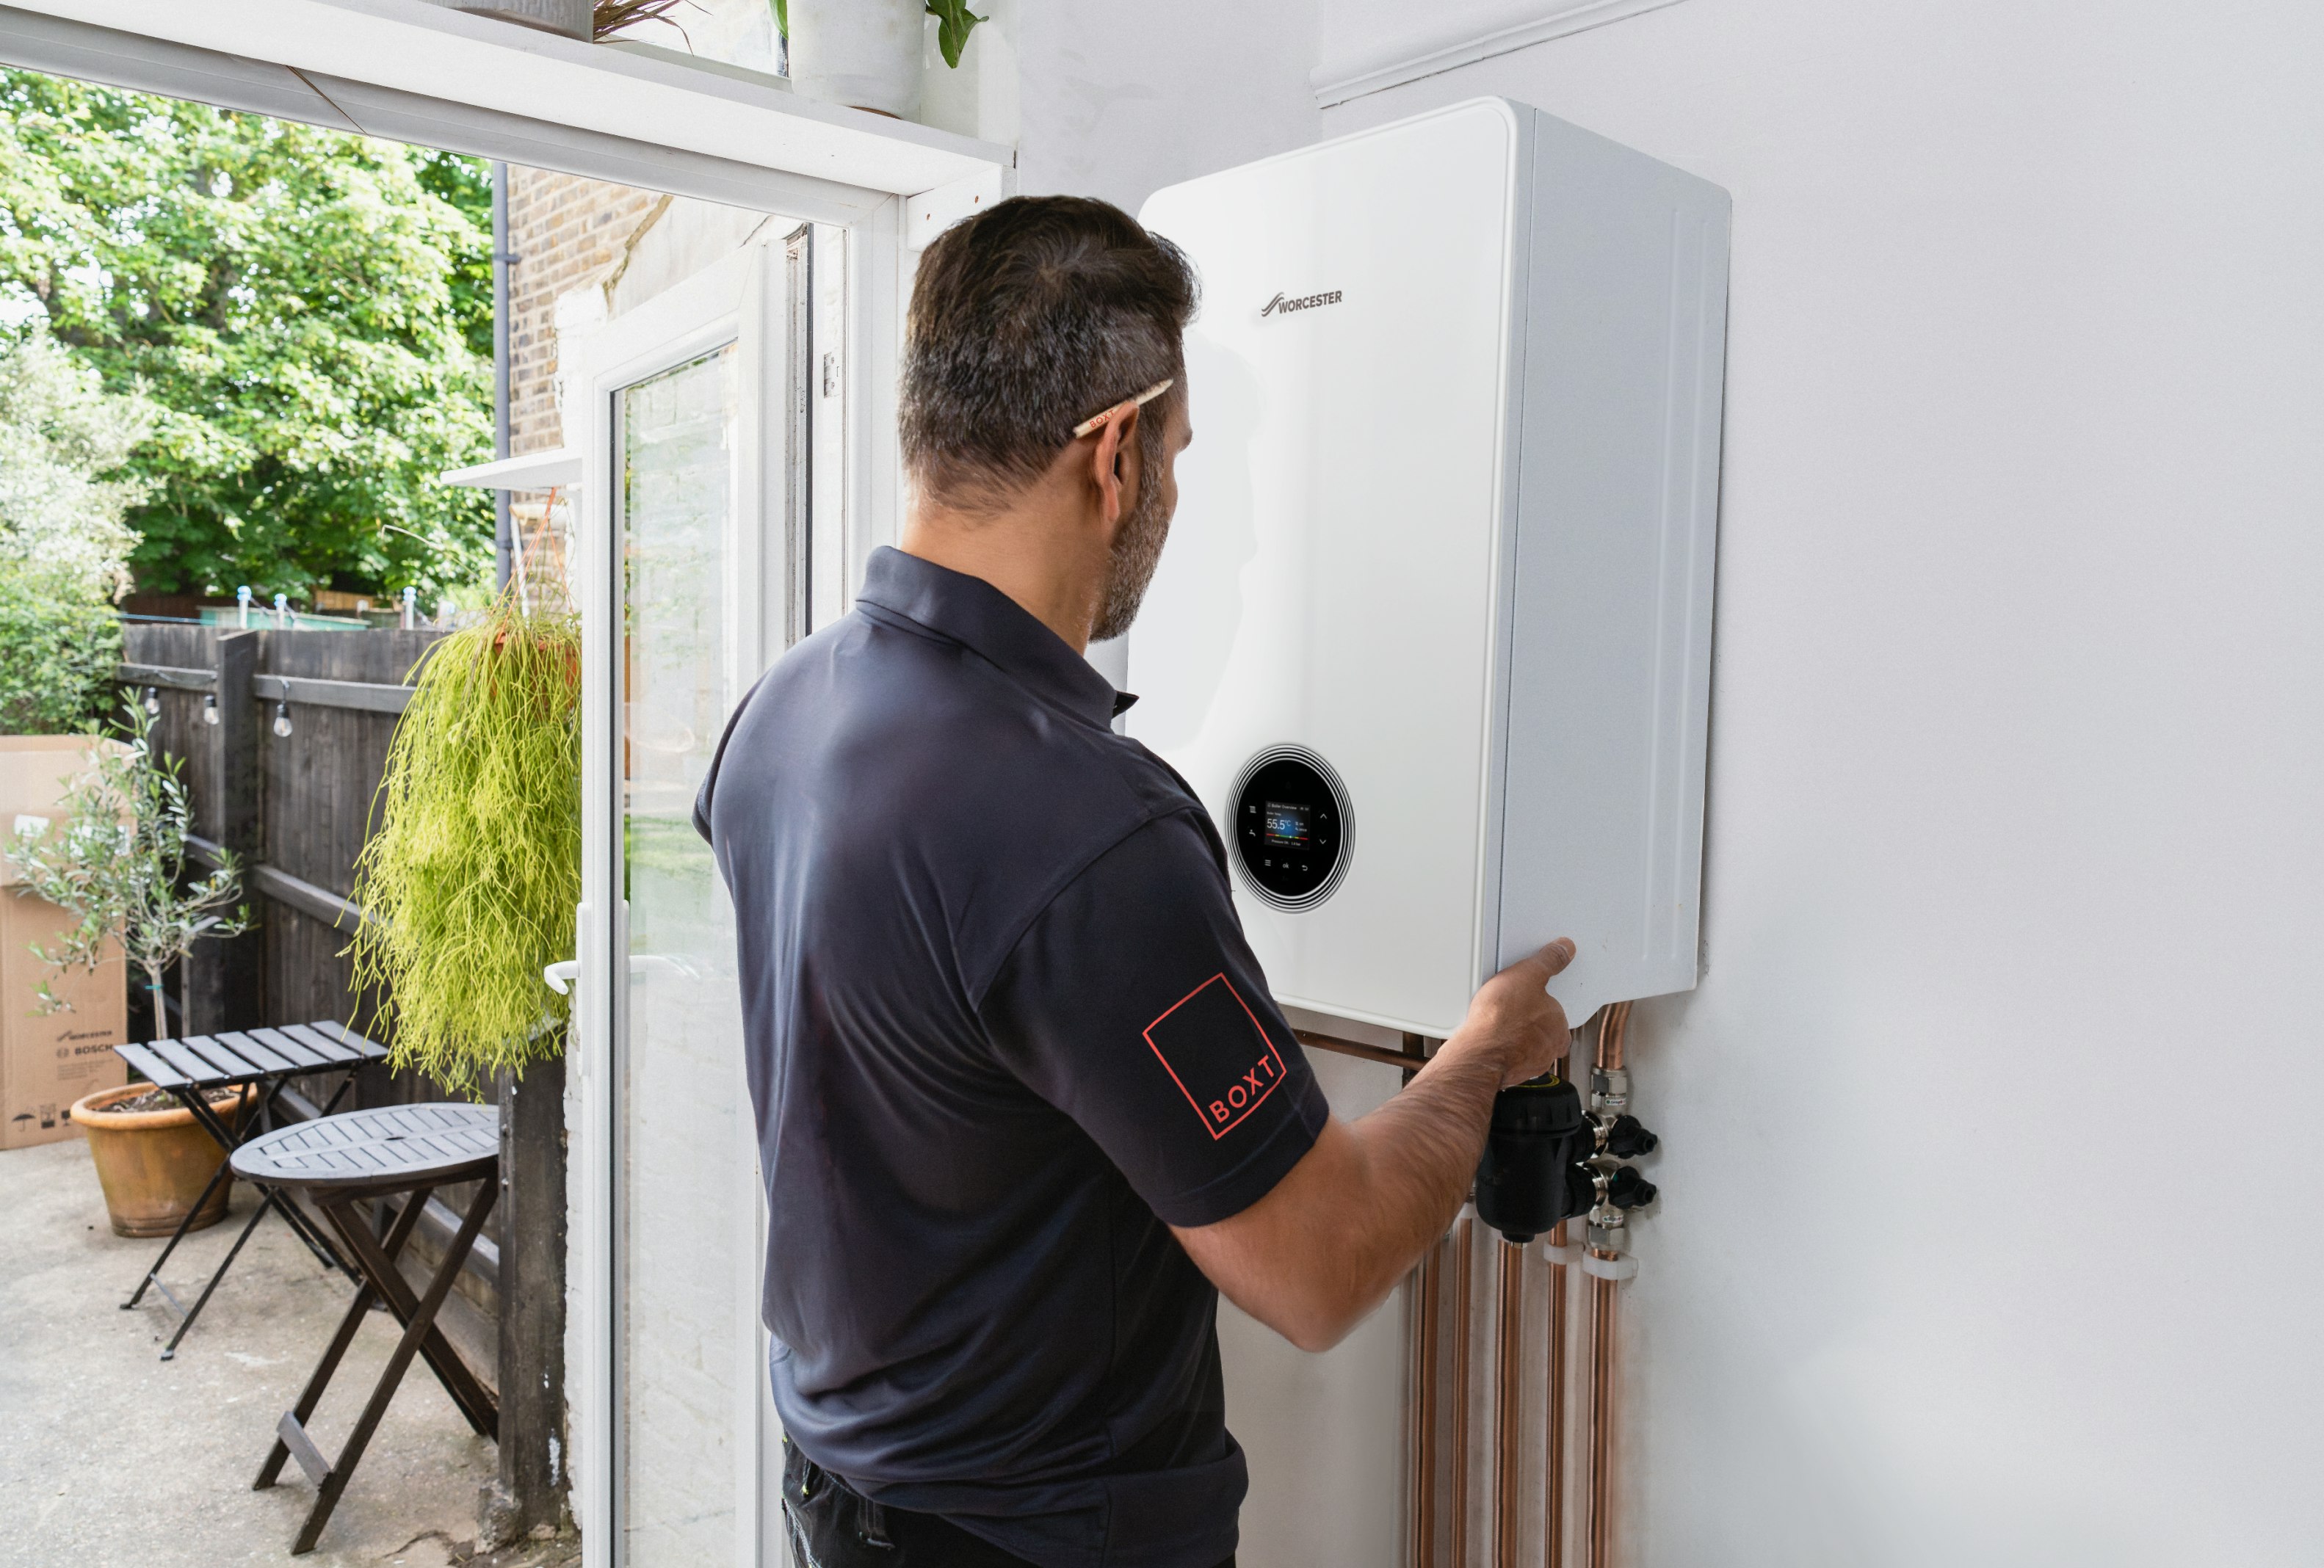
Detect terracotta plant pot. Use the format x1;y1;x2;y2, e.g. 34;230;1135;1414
71;1083;257;1238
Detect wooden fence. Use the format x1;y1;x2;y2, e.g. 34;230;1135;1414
119;620;568;1543
123;623;442;1053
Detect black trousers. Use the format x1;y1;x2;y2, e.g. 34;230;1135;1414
781;1439;1234;1568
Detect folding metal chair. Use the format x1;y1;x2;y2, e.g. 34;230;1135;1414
113;1020;388;1358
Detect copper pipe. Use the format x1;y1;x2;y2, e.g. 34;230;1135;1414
1582;1002;1633;1568
1449;1212;1474;1567
1410;1034;1437;1568
1587;1263;1618;1568
1297;1028;1430;1072
1544;1222;1569;1568
1597;1001;1631;1073
1494;1237;1525;1568
1415;1238;1441;1567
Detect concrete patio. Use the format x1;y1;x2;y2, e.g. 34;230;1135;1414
0;1136;571;1568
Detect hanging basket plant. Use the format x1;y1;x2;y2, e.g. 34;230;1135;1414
350;592;581;1095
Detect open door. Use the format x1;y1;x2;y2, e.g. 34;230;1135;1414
571;222;842;1567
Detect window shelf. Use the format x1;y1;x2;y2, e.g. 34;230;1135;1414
1;0;1012;200
440;449;585;492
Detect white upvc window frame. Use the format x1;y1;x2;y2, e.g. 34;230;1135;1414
0;5;1007;1561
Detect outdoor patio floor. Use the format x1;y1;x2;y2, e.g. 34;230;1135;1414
1;1135;563;1568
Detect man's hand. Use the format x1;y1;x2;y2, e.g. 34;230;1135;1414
1173;940;1577;1351
1444;938;1576;1087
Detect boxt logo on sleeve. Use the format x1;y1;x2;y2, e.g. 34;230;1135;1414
1260;288;1344;318
1144;974;1291;1139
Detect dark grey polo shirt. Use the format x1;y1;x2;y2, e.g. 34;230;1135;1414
695;546;1328;1568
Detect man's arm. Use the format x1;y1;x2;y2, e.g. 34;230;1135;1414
1172;941;1576;1353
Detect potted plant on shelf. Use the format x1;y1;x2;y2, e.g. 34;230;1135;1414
9;696;254;1235
349;590;580;1095
779;0;987;119
426;0;593;38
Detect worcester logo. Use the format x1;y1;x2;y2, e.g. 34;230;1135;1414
1260;288;1343;318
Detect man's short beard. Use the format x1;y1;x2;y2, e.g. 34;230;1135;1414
1090;445;1173;643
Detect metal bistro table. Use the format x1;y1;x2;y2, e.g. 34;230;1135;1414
236;1101;502;1556
113;1020;388;1357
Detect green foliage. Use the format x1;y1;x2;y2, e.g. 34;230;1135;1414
0;321;152;603
7;697;250;1039
593;1;693;43
925;0;987;68
350;595;580;1095
0;69;495;604
0;322;142;732
0;565;120;734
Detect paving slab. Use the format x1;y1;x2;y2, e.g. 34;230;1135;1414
0;1136;499;1567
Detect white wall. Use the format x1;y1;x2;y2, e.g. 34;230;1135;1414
998;0;1325;697
1012;0;1320;215
1313;1;2324;1563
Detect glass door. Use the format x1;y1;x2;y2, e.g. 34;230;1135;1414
616;337;752;1564
575;225;837;1567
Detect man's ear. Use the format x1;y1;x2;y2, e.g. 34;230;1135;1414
1087;404;1143;531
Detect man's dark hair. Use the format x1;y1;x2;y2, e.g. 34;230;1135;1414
902;195;1198;508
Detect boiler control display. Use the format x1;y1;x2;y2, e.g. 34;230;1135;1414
1263;802;1312;847
1230;748;1350;910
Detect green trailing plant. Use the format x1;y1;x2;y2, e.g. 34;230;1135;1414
350;591;580;1095
7;696;250;1040
764;0;988;68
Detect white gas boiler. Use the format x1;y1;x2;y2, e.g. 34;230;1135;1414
1129;99;1731;1038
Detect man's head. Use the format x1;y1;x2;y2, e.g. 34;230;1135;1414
900;196;1198;647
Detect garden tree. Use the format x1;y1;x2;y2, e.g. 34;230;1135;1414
0;322;150;730
0;69;496;603
0;320;150;599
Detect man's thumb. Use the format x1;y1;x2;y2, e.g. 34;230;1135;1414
1524;938;1577;980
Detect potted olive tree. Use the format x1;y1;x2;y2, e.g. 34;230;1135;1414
10;696;255;1235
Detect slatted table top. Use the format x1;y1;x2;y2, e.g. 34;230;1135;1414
231;1103;500;1193
115;1021;388;1088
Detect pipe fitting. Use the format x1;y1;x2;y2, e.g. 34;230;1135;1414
1580;1249;1638;1283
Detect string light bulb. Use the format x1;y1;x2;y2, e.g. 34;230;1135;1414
272;700;294;738
202;692;220;727
143;686;161;717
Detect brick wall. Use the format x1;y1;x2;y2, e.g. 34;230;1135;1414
505;167;666;454
502;167;667;603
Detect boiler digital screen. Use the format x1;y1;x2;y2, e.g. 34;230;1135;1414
1232;749;1348;910
1263;802;1312;847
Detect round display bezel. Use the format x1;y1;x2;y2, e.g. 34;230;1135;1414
1226;745;1353;912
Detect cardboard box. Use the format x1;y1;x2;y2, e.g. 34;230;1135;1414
1;737;129;1150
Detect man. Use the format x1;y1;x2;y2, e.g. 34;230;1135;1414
696;196;1574;1568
